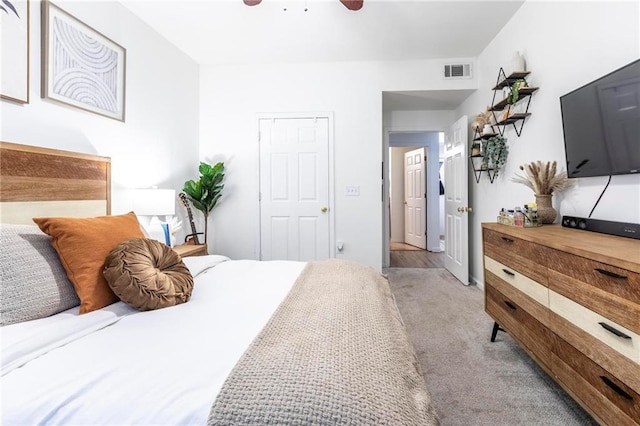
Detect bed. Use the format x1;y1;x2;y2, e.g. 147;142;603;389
0;141;439;425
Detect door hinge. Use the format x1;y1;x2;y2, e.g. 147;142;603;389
424;193;427;198
424;155;427;161
258;192;261;201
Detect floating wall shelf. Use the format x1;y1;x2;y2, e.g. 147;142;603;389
489;68;539;137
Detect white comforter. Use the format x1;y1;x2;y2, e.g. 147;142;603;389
0;256;306;426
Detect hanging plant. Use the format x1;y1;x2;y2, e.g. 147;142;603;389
481;136;509;173
508;79;528;105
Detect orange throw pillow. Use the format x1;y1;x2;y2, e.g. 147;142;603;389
33;212;145;314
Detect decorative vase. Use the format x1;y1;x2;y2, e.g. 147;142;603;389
510;51;526;74
535;194;557;224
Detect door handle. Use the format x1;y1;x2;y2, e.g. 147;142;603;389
321;206;328;213
457;207;473;213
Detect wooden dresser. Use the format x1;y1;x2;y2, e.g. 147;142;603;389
482;223;640;425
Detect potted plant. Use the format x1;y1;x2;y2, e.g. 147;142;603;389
481;136;508;173
511;160;574;224
508;79;528;105
182;161;225;244
471;142;482;157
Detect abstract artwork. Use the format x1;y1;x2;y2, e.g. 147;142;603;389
1;0;29;103
42;1;125;121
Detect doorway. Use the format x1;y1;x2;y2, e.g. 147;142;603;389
386;131;445;268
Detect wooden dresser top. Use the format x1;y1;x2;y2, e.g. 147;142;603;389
482;223;640;273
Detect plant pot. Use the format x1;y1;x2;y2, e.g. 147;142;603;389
535;194;557;224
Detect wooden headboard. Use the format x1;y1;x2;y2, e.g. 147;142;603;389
0;141;111;224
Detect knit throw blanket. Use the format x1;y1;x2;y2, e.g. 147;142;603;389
208;259;439;425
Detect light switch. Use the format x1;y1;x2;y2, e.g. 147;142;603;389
345;186;360;196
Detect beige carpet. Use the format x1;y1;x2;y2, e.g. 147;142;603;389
386;267;597;426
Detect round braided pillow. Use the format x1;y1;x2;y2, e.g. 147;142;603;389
104;238;194;311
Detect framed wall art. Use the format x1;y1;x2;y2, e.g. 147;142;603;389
1;0;30;103
41;1;126;121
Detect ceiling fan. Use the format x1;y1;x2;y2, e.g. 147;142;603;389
243;0;364;11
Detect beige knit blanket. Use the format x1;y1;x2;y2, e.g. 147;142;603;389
208;259;439;425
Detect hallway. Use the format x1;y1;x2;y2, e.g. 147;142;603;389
389;243;444;268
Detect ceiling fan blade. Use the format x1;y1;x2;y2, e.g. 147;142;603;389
243;0;262;6
340;0;363;11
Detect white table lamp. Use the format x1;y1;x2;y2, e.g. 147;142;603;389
133;188;176;224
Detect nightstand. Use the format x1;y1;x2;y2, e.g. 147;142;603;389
173;244;208;257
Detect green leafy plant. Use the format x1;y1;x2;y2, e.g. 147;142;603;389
481;136;509;173
508;79;528;105
182;162;225;243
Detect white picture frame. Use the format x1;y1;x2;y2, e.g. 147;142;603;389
41;1;126;121
1;0;30;104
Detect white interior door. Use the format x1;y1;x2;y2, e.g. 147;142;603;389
444;115;470;285
259;116;331;261
404;147;426;249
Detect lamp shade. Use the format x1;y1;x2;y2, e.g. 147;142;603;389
133;189;175;216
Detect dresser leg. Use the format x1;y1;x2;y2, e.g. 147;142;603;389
490;321;505;342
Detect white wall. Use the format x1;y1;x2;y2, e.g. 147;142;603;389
0;0;200;241
457;1;640;287
200;59;476;268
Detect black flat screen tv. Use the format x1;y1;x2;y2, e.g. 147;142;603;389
560;59;640;178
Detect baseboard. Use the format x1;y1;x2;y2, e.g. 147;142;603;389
469;274;484;291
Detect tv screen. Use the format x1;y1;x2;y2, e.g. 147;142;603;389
560;59;640;178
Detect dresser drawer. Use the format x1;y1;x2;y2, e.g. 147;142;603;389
483;228;547;285
486;283;552;369
549;290;639;364
550;310;640;395
548;252;640;335
552;334;640;425
548;248;640;305
485;255;549;327
485;256;548;307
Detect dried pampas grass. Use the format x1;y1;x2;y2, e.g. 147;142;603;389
511;160;574;195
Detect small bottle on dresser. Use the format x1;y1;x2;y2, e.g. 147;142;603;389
514;207;525;227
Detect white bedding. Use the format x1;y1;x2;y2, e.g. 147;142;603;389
0;256;306;425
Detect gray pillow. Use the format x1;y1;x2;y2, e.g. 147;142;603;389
0;224;80;326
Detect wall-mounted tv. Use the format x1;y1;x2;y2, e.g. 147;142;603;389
560;59;640;178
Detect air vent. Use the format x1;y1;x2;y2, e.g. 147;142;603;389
443;63;472;79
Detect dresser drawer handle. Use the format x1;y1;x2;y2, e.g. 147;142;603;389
598;322;631;339
600;376;633;400
504;301;516;310
502;269;515;277
501;237;514;243
595;268;628;280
